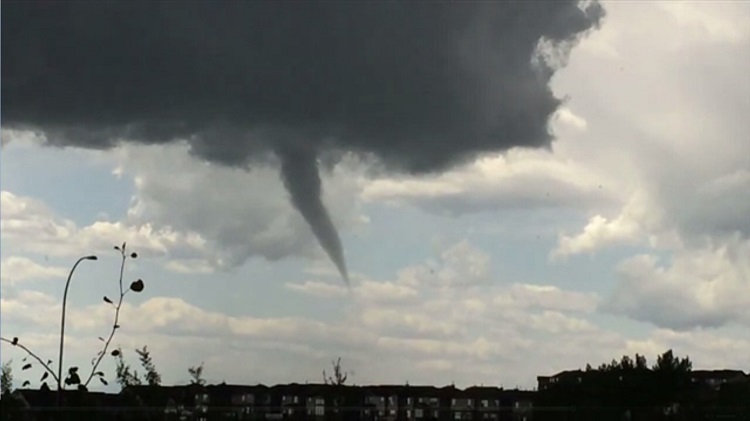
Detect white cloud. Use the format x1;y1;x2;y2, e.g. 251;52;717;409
604;236;750;330
541;1;749;332
550;190;671;259
554;107;588;131
361;148;615;216
285;280;349;299
0;257;68;285
113;142;368;271
625;328;750;371
657;2;750;45
1;190;207;261
496;284;599;314
1;239;617;388
389;240;491;289
0;128;46;148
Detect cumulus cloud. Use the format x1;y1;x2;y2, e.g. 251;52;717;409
1;190;207;262
0;257;67;285
115;142;366;270
5;238;749;389
549;190;676;259
0;138;368;273
362;148;615;216
1;239;617;388
625;328;750;371
286;281;349;299
604;236;750;330
540;1;749;330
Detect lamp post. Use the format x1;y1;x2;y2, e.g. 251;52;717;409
57;255;97;406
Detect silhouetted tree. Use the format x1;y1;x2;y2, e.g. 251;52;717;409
112;345;162;390
323;357;348;385
652;349;693;408
188;363;206;386
113;347;142;389
136;346;161;386
539;349;698;420
635;353;648;370
0;361;12;396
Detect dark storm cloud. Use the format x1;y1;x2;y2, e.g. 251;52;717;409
2;1;603;280
2;1;603;171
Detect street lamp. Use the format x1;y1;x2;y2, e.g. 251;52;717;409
57;255;97;404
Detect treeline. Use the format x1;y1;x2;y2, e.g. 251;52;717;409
537;350;749;420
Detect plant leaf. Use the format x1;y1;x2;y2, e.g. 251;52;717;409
129;279;145;293
22;363;32;370
11;337;18;345
114;245;121;251
99;377;108;386
68;367;79;375
111;349;121;357
130;252;138;259
66;371;81;385
41;372;49;381
103;296;113;304
95;371;105;377
23;380;30;387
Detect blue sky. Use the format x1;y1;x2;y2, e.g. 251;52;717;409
2;1;750;392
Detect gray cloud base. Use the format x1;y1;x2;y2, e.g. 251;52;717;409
2;1;603;172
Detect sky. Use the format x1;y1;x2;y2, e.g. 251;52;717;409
1;1;750;391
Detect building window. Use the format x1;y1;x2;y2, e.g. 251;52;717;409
416;409;424;418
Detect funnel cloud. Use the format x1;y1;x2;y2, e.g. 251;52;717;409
278;146;349;284
1;2;604;280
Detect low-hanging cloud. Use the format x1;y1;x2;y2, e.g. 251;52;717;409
2;2;604;280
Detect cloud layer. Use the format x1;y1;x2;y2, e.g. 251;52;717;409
3;2;603;173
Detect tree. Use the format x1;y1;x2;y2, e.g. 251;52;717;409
635;353;648;370
654;349;691;372
1;360;12;396
620;355;634;371
113;347;142;389
136;346;161;386
0;243;146;393
188;363;206;386
112;345;161;390
323;357;348;386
